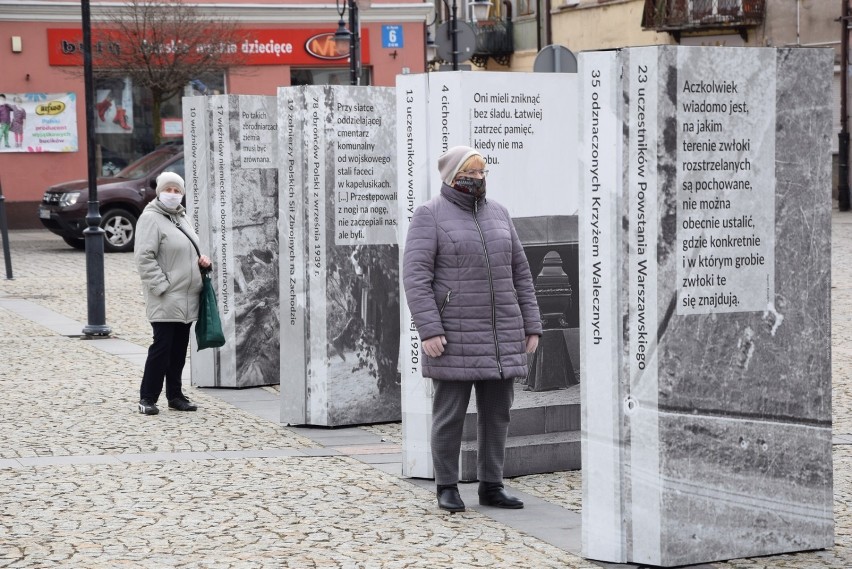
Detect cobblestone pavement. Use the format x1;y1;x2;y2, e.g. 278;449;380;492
1;218;852;568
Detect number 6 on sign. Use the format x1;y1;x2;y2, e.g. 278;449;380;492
382;25;403;48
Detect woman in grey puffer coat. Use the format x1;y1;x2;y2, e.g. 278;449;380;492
403;146;542;513
134;172;211;416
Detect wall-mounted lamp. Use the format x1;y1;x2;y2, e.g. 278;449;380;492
11;36;22;53
470;0;492;21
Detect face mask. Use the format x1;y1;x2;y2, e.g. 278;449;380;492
453;176;486;199
159;192;183;209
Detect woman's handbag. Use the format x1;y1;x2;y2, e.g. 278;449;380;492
165;213;226;350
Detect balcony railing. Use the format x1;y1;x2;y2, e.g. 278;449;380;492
470;19;514;67
641;0;766;33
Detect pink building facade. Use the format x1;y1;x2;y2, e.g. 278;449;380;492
0;0;430;227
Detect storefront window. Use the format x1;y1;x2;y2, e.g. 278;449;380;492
291;67;371;86
93;72;225;175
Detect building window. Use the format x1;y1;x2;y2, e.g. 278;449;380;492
92;72;225;174
692;0;744;18
516;0;535;17
291;67;372;86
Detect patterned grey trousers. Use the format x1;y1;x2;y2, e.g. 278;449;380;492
431;378;515;485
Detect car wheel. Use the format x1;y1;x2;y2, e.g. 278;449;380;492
100;208;137;253
62;236;86;250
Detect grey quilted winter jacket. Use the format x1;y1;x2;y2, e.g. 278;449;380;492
403;184;542;381
134;199;203;323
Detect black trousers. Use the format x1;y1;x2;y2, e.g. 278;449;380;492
140;322;191;402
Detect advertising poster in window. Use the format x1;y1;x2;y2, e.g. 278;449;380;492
94;77;134;134
0;92;78;153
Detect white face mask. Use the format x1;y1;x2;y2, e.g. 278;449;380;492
159;192;183;209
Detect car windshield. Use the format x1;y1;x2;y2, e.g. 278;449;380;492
115;151;177;180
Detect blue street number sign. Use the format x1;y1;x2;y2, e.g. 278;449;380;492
382;25;403;48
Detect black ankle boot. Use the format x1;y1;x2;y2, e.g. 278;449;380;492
168;396;197;411
436;484;465;512
478;482;523;509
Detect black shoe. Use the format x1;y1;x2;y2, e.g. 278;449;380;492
437;484;466;512
478;482;523;509
138;399;159;415
168;397;197;412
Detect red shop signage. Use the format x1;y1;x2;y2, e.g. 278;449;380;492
47;28;371;67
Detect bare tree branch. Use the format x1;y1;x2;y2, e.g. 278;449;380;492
94;0;250;143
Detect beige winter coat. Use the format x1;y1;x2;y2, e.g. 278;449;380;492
134;199;203;323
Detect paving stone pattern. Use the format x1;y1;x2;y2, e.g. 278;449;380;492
0;457;597;569
1;225;852;567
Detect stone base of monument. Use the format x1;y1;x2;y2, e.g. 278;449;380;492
459;383;580;481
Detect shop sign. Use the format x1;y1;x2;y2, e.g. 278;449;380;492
47;28;371;67
305;32;346;60
161;118;183;138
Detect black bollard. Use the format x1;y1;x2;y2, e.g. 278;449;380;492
0;176;13;279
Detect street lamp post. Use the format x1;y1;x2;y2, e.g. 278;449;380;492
426;0;459;69
423;1;459;70
449;0;459;70
349;0;360;85
334;0;361;85
80;0;111;337
426;0;492;71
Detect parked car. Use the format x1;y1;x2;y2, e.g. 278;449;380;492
39;145;184;252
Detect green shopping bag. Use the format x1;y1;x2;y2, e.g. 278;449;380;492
196;273;226;350
162;212;225;350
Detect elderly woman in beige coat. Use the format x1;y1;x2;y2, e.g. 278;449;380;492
134;172;211;415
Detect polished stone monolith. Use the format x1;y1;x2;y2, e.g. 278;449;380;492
579;46;833;566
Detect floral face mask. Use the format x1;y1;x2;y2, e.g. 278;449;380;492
453;176;486;199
